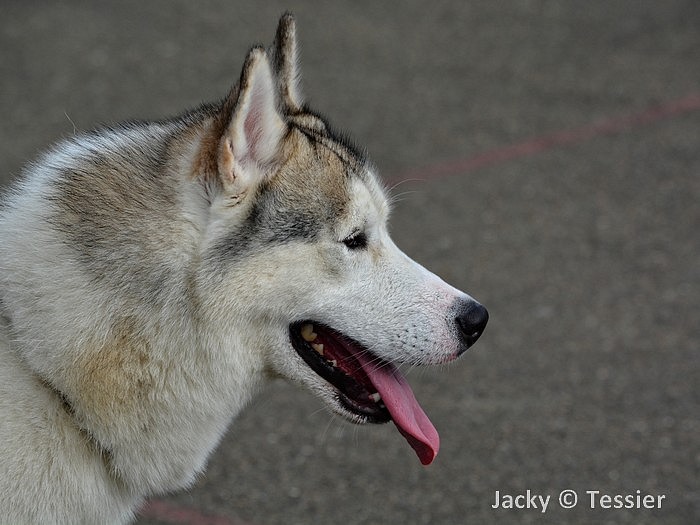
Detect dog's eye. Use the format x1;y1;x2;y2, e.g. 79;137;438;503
342;231;368;250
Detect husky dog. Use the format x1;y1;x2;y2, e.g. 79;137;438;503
0;14;487;524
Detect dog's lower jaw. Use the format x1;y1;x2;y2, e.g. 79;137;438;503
286;320;441;465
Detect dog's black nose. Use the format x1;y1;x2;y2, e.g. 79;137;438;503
455;301;488;355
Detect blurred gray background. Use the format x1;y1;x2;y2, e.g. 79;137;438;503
2;2;698;524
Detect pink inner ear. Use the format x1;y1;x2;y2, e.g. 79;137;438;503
243;96;262;161
241;81;275;165
232;53;283;168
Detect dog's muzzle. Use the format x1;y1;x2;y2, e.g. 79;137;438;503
455;300;489;355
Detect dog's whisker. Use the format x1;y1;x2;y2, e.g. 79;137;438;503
386;177;424;193
387;189;418;205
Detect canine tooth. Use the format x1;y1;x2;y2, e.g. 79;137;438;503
311;343;324;355
330;360;337;367
301;324;317;342
369;393;382;403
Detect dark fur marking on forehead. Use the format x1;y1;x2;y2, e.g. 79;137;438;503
288;109;367;178
213;110;369;266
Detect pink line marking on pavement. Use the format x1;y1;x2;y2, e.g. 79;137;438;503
390;93;700;185
139;499;254;525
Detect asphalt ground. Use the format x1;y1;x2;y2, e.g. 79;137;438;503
1;2;698;524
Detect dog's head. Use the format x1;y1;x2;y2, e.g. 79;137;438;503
194;14;487;465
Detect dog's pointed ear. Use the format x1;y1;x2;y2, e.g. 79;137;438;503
215;47;286;199
271;13;303;111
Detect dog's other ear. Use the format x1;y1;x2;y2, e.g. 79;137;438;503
215;47;286;199
271;12;303;112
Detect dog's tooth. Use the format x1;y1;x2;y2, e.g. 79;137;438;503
369;393;382;403
330;360;337;367
301;324;317;342
311;343;324;355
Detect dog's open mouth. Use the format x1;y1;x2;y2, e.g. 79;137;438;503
289;321;439;465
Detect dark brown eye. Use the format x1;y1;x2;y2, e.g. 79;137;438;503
342;231;368;250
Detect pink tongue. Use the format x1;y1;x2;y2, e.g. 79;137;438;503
356;354;440;465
